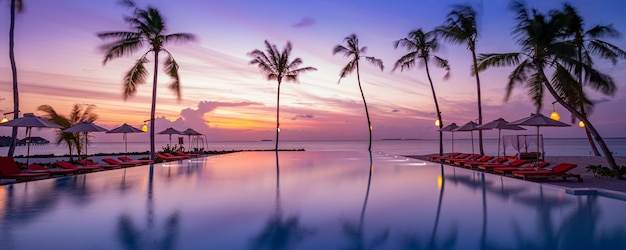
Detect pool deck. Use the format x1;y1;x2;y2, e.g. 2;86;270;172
410;154;626;194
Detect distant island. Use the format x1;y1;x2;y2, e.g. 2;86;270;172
0;136;50;147
260;139;273;141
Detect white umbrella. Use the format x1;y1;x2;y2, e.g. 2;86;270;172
0;113;63;165
64;121;108;158
157;127;181;146
455;121;479;154
510;113;570;160
180;128;202;151
475;118;526;158
440;123;459;153
106;123;144;156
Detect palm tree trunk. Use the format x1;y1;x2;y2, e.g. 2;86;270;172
275;79;281;151
471;48;485;155
424;59;443;156
576;45;601;156
7;0;19;157
149;51;160;161
355;63;372;151
539;70;619;173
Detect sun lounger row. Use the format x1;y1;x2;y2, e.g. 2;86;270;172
426;152;582;182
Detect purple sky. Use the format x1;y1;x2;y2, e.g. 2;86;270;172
1;0;625;143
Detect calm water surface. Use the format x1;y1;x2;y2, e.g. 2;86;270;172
1;151;625;249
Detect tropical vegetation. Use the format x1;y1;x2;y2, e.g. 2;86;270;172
333;34;384;151
37;104;98;161
476;0;621;172
557;3;626;156
393;29;450;156
248;40;317;151
97;0;196;161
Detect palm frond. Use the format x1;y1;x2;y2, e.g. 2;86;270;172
163;51;182;100
365;56;384;71
123;54;150;99
504;59;531;101
164;33;197;44
476;53;520;71
338;60;356;82
527;72;545;112
432;56;450;79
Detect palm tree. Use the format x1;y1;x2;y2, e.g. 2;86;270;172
6;0;24;157
436;4;485;155
98;0;196;161
248;40;317;151
477;1;620;172
393;29;450;156
333;34;384;151
558;3;626;156
38;104;98;161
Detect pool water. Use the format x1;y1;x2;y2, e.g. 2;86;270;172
1;151;625;249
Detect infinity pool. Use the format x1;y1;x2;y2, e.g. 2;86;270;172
1;151;625;249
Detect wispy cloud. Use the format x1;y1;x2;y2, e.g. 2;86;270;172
292;17;315;28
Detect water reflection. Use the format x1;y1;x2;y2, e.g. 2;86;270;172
401;163;457;249
1;152;626;249
341;152;389;250
250;151;313;249
116;165;180;250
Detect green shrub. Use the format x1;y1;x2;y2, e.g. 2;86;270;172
587;165;626;179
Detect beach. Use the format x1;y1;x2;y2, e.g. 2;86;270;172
410;154;626;193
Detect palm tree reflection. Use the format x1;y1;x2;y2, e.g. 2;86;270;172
402;163;457;249
341;152;389;250
116;165;180;250
250;151;313;250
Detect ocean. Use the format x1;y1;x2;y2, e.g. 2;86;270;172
2;137;626;158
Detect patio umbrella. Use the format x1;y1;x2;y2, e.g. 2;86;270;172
509;113;570;159
157;127;181;146
440;123;459;153
180;128;202;151
0;113;63;165
475;118;526;158
64;121;108;159
455;121;479;154
106;123;144;157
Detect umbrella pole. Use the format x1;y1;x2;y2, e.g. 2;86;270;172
26;127;32;166
451;132;454;153
124;133;128;157
471;131;475;154
497;129;502;159
536;127;540;164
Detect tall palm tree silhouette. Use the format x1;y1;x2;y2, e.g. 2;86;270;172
6;0;24;157
558;3;626;156
394;29;450;156
436;4;486;155
98;0;196;161
248;41;317;151
333;34;384;151
477;1;620;172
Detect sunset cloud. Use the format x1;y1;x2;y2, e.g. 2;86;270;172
292;17;315;28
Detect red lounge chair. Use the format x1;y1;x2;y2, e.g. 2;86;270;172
174;151;200;158
477;159;528;173
118;156;153;164
54;161;102;173
439;153;470;164
428;152;460;162
77;160;121;170
0;157;50;181
493;162;550;175
463;157;507;169
446;154;483;165
102;158;141;167
156;153;185;161
27;164;78;176
165;152;190;159
513;163;582;182
455;155;494;167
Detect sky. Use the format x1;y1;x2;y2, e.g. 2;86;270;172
1;0;626;143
